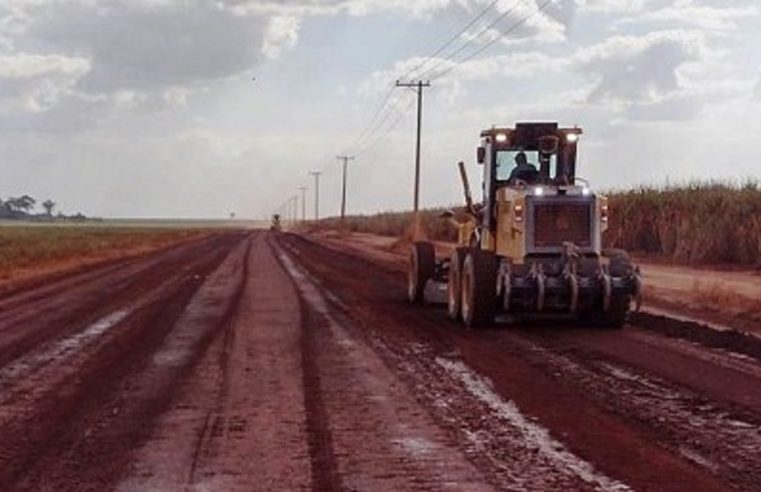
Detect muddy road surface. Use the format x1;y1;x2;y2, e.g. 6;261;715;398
1;230;759;491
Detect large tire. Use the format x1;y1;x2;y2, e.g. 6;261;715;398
408;242;435;304
604;249;635;277
447;248;468;321
461;249;498;328
600;249;635;329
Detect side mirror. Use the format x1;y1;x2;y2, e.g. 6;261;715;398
476;147;485;164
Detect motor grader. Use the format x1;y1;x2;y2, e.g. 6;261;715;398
407;122;641;328
270;213;282;232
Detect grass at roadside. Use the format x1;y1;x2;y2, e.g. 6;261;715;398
0;224;216;283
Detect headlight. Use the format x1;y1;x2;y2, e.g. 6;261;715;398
566;133;579;143
534;187;544;196
495;133;508;143
582;187;591;196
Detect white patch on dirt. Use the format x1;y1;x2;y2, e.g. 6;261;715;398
277;250;356;349
0;309;130;387
436;357;632;492
679;447;719;473
392;436;439;457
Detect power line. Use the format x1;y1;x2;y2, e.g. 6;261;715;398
429;0;556;81
351;91;413;154
344;0;508;157
403;0;502;80
354;92;417;155
415;0;531;81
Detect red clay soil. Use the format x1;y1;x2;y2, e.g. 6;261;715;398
1;230;759;491
280;232;761;492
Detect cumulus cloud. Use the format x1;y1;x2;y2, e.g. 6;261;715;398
0;0;274;123
262;16;301;59
573;30;704;104
0;53;90;113
19;2;266;93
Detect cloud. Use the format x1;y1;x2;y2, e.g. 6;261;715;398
755;75;761;99
262;16;301;59
0;0;273;124
615;4;759;31
19;2;267;93
573;30;704;104
0;53;90;113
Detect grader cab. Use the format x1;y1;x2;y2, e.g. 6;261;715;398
408;122;641;328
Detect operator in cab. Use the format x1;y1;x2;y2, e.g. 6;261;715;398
508;151;539;183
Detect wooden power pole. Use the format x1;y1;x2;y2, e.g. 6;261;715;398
395;80;430;239
336;155;355;223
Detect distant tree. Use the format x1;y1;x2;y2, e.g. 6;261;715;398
19;195;36;213
7;195;36;215
42;199;56;216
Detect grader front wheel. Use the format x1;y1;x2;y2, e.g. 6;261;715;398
461;249;498;328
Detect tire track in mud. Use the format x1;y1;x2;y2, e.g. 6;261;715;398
295;282;343;492
0;234;237;369
182;236;253;487
0;233;248;491
118;232;313;492
280;233;734;491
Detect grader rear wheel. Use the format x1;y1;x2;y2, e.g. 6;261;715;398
461;249;498;328
408;242;435;304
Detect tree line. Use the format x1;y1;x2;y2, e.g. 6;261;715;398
0;195;87;221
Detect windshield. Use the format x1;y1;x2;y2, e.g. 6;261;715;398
495;150;559;182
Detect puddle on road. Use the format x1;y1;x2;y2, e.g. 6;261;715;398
0;309;131;392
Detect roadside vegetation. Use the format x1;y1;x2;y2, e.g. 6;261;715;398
0;225;208;284
605;182;761;266
307;182;761;268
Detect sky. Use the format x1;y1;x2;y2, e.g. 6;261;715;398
0;0;759;219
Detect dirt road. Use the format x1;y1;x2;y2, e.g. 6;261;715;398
1;230;759;491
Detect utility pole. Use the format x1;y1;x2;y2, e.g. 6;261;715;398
336;155;355;223
298;187;307;222
395;80;430;240
291;195;298;225
309;171;322;220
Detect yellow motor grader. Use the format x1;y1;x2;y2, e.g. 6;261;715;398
408;122;641;328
